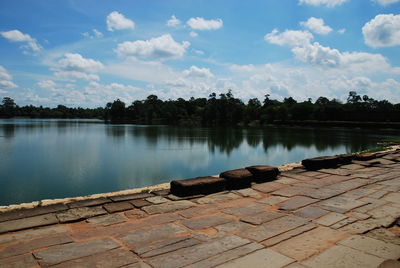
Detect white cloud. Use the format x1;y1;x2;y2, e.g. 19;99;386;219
265;29;313;46
166;15;181;27
300;17;332;35
374;0;400;6
298;0;348;7
106;11;135;31
54;71;100;81
338;28;346;34
187;17;223;30
190;31;198;37
0;66;17;89
115;34;190;60
292;42;341;67
183;66;214;78
0;29;41;53
362;14;400;47
38;80;56;88
193;49;204;55
57;53;104;73
83;29;103;39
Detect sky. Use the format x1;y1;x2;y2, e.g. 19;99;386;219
0;0;399;107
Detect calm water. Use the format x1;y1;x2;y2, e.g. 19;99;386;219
0;119;397;205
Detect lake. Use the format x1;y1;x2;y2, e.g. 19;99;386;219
0;119;397;205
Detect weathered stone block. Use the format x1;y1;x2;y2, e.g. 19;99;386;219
0;214;59;234
245;165;280;182
170;176;226;197
302;156;341;170
219;168;254;189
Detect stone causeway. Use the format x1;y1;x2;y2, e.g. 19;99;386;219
0;149;399;267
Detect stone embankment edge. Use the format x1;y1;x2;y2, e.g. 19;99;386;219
1;145;398;213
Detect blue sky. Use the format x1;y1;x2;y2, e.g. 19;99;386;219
0;0;399;107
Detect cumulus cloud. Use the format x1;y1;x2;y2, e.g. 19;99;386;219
57;53;104;73
298;0;348;7
0;66;17;89
115;34;190;60
183;66;214;78
374;0;400;6
0;29;41;53
292;42;341;67
187;17;223;30
362;14;400;47
37;80;56;88
106;11;135;31
54;71;100;81
265;29;313;46
300;17;333;35
166;15;181;27
83;29;103;39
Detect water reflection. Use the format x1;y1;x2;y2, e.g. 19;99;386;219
0;119;397;205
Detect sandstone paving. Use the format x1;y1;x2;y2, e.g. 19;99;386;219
181;213;234;230
271;226;348;261
339;235;400;259
146;235;251;268
50;248;139;268
301;245;385;268
0;253;38;268
0;213;59;233
0;233;72;258
215;248;294;268
33;238;120;266
0;151;400;268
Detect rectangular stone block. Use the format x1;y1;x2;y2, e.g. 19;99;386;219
110;193;154;202
314;212;348;226
215;248;294;268
240;215;308;242
181;214;233;230
0;234;72;259
146;235;251;268
185;243;264;268
103;202;134;213
338;235;400;259
56;207;107;223
245;165;280;182
301;245;384;268
118;223;187;248
0;214;59;234
272;226;347;261
33;238;120;266
51;248;139;268
0;253;38;268
170;176;226;197
251;182;286;193
278;196;318;211
219;169;254;189
262;223;317;247
142;200;195;214
67;197;110;208
86;213;127;226
241;211;285;225
0;225;68;246
0;204;68;223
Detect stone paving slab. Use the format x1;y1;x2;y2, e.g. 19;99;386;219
51;248;139;268
0;253;38;268
0;150;400;268
271;226;347;261
0;234;72;258
0;213;59;233
33;238;120;266
215;248;294;268
146;235;251;268
301;245;385;268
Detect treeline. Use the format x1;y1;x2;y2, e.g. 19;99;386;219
105;91;400;126
1;91;400;126
0;97;104;119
